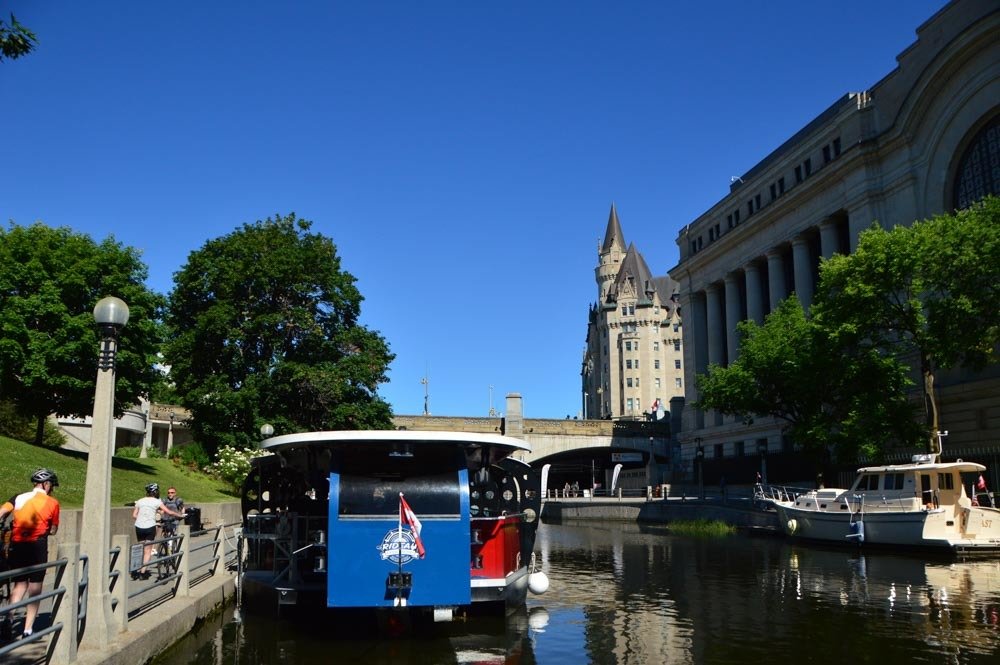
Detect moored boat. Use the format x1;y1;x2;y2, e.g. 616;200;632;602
766;454;1000;553
237;430;549;621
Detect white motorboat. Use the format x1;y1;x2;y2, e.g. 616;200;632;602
766;453;1000;553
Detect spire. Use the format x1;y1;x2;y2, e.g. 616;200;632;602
601;203;626;254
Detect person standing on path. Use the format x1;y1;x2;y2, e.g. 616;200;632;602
0;468;60;640
132;483;184;579
159;486;186;551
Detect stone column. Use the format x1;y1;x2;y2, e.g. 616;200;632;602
766;249;786;313
792;235;813;309
744;262;764;324
819;218;840;260
504;393;524;438
724;273;742;363
686;291;707;432
705;283;723;367
848;203;877;253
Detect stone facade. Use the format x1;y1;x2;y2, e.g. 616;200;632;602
582;205;684;421
669;0;1000;471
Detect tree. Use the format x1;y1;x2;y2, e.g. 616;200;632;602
695;297;920;464
0;223;164;444
163;213;394;452
813;197;1000;453
1;14;37;62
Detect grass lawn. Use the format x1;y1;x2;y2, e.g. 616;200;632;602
0;435;238;509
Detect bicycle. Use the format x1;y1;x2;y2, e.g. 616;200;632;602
153;519;183;580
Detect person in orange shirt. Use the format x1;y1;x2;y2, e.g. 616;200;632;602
0;468;60;640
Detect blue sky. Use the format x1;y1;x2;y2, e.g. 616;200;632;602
1;1;948;419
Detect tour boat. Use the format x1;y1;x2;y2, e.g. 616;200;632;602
237;430;549;620
767;453;1000;553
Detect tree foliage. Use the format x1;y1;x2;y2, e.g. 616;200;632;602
164;214;395;452
813;196;1000;451
695;298;920;463
0;223;164;443
0;14;37;62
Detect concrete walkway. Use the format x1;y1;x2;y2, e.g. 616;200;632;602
74;571;235;665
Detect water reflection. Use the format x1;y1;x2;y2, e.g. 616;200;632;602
155;522;1000;664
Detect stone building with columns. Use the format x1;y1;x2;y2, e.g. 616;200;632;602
583;204;683;421
669;0;1000;479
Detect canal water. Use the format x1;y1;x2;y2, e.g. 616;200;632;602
154;521;1000;664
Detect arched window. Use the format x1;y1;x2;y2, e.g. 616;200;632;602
953;115;999;210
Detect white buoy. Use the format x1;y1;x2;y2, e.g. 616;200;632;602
787;519;798;534
528;571;549;595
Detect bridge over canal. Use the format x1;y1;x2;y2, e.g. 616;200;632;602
393;393;682;489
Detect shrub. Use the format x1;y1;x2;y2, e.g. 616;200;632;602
169;442;211;470
0;401;67;447
114;446;142;458
208;445;271;491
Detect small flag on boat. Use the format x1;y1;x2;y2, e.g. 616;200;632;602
977;474;987;490
399;492;426;558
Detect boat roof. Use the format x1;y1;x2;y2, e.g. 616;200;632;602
857;461;986;474
259;429;532;453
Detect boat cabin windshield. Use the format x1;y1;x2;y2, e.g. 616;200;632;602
335;445;465;518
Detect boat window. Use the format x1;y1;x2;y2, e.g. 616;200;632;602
854;474;879;491
884;473;905;490
338;470;460;517
938;473;955;490
335;447;464;517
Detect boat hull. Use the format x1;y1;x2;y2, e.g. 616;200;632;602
774;502;1000;552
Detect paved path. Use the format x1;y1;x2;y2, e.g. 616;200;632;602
3;528;235;664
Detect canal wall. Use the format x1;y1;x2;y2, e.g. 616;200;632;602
542;498;781;531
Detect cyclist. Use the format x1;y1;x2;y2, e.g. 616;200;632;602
0;468;60;640
132;484;184;580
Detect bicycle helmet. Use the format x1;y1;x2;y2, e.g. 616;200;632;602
145;483;159;496
31;468;59;486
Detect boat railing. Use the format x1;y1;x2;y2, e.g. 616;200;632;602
753;483;811;504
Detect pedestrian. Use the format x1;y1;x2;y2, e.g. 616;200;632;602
0;468;60;640
132;483;185;580
159;486;186;549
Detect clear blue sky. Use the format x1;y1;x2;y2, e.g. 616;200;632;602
1;1;948;419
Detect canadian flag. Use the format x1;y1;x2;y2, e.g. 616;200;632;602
977;474;987;491
399;492;426;558
650;398;660;413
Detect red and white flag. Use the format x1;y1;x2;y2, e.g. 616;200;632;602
650;398;660;413
977;474;987;491
399;492;426;558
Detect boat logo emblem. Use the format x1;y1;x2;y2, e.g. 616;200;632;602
377;529;421;564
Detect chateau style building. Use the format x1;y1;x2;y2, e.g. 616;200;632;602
669;0;999;478
583;205;683;421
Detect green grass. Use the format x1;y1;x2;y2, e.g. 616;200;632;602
668;519;737;537
0;435;237;508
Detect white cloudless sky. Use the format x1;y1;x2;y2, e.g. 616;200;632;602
1;1;948;418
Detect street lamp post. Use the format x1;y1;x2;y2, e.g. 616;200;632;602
80;296;129;648
695;437;704;500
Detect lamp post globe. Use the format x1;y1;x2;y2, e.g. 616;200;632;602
261;423;275;438
93;296;130;328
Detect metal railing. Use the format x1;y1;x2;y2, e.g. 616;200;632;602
1;519;243;664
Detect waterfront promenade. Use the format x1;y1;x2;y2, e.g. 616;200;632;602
1;503;241;665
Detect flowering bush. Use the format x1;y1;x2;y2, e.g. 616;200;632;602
210;445;271;491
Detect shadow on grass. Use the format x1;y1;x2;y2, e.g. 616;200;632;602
33;441;160;474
